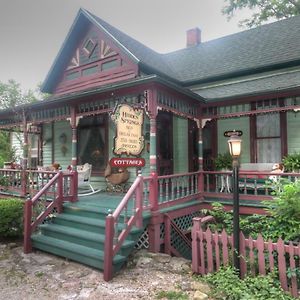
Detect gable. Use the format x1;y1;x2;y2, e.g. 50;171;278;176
51;23;138;96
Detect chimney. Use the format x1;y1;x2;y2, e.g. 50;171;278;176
186;27;201;47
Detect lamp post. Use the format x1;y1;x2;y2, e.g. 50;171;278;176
224;130;242;274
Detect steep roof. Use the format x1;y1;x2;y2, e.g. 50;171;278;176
87;11;300;84
42;8;300;96
165;15;300;84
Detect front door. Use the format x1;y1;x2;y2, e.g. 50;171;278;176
157;111;173;175
77;114;108;175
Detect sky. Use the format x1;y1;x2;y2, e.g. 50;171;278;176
0;0;253;92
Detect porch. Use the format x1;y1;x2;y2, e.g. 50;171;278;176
2;167;299;280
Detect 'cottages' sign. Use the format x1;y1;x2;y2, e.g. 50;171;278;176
111;104;144;156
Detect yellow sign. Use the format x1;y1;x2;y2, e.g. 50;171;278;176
111;104;144;156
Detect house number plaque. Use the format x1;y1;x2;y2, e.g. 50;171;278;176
111;104;144;156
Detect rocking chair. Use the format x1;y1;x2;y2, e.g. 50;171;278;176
77;163;99;196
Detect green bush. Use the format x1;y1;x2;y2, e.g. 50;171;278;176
0;198;24;238
282;152;300;172
203;267;294;300
263;180;300;242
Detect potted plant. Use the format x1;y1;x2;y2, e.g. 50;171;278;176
282;152;300;172
214;152;232;171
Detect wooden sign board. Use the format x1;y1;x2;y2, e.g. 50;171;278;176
110;157;145;168
111;104;144;156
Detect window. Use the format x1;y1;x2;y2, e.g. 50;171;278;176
78;115;107;173
256;113;281;163
83;39;97;57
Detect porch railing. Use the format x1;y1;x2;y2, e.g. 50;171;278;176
192;217;300;298
103;170;203;280
104;173;144;281
0;168;78;199
203;171;300;199
23;171;77;253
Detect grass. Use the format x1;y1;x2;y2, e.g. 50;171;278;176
156;290;189;300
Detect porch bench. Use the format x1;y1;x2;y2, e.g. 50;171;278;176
239;163;274;193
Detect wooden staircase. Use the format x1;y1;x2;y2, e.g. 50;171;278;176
31;199;147;274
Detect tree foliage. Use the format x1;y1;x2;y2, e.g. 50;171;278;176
0;79;41;166
222;0;300;28
0;79;38;109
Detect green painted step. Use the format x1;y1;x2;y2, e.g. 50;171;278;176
54;213;106;233
39;223;135;256
31;234;125;272
54;213;146;239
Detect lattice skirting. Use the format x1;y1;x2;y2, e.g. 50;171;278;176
135;211;203;249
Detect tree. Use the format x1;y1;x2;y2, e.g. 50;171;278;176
0;79;38;109
0;80;40;166
222;0;300;28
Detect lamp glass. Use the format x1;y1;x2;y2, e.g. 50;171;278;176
228;136;242;157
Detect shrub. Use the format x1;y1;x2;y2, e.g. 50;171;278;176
282;152;300;172
201;202;233;234
263;180;300;242
203;267;294;300
0;198;24;238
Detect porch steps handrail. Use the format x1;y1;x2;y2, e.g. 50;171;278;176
104;173;144;281
23;171;76;254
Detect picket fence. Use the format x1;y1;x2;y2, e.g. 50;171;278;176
192;217;300;298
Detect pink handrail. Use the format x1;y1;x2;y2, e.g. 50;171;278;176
104;174;144;281
23;171;77;254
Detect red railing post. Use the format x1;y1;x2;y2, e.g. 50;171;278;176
23;197;32;254
192;217;201;273
57;171;64;213
21;169;27;197
164;215;171;255
148;172;161;252
198;171;204;193
149;172;158;211
71;170;78;202
104;214;115;281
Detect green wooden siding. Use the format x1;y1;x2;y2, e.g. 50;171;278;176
41;121;72;169
53;121;72;169
173;116;188;173
217;117;250;163
42;123;53;166
287;112;300;153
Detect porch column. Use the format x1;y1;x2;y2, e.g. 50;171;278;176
147;89;160;252
197;119;204;193
198;119;204;171
70;107;78;168
21;116;28;197
149;117;157;173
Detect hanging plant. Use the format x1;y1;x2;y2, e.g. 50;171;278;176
214;152;232;171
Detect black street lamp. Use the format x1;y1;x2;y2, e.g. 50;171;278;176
224;130;242;274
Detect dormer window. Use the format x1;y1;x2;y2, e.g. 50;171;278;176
83;39;97;56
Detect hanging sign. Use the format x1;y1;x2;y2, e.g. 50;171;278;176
111;104;144;156
110;157;145;168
